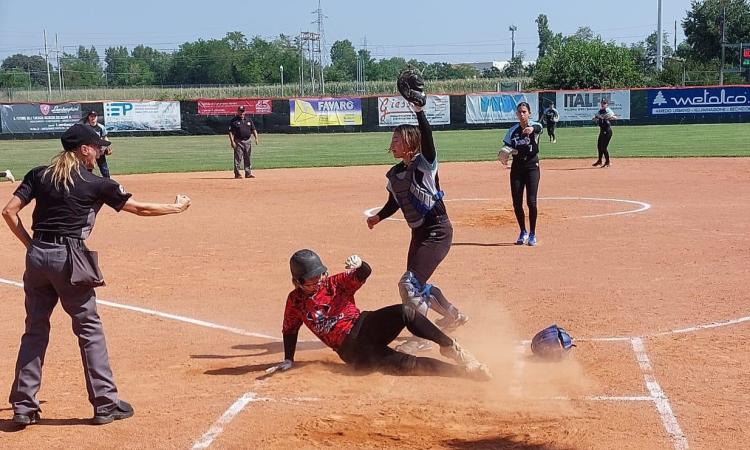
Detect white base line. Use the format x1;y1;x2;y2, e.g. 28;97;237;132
0;277;282;341
631;337;689;450
192;392;270;449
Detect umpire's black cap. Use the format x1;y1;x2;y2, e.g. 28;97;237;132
61;123;111;151
237;105;245;113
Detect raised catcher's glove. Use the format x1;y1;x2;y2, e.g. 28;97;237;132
530;324;575;361
397;68;427;107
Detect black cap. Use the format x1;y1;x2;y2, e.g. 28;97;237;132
61;123;111;151
87;110;98;116
237;106;245;112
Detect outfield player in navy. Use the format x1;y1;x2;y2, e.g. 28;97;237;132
2;124;191;428
228;106;259;179
498;102;543;246
541;102;559;143
366;103;468;354
81;111;112;178
592;98;617;168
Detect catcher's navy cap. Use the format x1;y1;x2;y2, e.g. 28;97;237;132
61;123;111;151
87;110;98;117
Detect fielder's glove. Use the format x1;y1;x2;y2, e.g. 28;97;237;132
344;255;362;269
397;68;427;107
530;324;575;361
497;146;518;165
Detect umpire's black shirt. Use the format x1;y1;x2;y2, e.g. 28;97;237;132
229;115;256;141
14;164;132;239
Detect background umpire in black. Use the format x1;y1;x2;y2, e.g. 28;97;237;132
1;123;191;427
228;105;259;178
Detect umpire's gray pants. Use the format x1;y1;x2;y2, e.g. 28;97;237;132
9;240;119;415
233;139;252;177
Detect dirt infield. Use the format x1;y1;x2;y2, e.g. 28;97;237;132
1;158;748;449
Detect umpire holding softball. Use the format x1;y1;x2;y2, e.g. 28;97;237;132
2;123;191;428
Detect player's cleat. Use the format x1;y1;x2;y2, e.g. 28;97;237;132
436;312;469;332
592;160;602;167
92;400;134;425
3;169;14;183
395;338;433;355
515;230;529;245
465;362;492;381
527;233;537;246
602;161;610;168
246;174;256;178
12;410;40;427
234;175;242;179
441;339;477;366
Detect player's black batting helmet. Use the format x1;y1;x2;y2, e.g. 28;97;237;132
290;249;327;282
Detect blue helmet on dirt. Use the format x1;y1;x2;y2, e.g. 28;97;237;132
530;324;575;361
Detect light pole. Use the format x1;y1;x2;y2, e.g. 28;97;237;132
656;0;663;70
509;25;517;60
280;65;284;97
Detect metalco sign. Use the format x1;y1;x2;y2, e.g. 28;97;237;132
648;87;750;114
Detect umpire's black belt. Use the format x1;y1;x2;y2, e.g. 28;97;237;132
33;232;84;246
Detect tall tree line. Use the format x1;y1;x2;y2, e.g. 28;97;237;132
1;1;748;90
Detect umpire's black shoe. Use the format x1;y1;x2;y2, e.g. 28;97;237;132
92;400;134;425
12;410;40;427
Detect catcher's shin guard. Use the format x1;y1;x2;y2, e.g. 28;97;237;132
398;271;431;315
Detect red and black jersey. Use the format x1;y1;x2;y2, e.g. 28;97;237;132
282;270;365;350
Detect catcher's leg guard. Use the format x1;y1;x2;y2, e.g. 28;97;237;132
398;271;430;316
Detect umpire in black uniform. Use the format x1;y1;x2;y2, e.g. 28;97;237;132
228;106;259;178
1;123;191;427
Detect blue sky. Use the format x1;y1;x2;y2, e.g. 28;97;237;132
0;0;694;64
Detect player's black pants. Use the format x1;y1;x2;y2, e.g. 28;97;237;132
407;216;452;285
547;122;556;141
337;304;460;376
510;163;540;234
597;129;612;163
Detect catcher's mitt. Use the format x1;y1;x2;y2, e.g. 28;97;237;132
530;324;575;361
397;68;427;107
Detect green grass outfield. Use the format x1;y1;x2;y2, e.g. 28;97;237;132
1;123;749;176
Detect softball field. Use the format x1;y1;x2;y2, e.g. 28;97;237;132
0;157;748;449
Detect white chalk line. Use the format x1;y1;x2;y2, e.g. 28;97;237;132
362;196;651;221
192;392;270;449
0;277;281;341
631;337;689;450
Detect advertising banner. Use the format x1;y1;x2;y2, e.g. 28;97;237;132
289;98;362;126
556;90;630;121
1;103;82;133
377;95;450;126
648;87;750;114
466;93;539;123
104;101;181;132
197;98;272;116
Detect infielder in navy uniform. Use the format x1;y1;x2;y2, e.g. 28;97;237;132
592;98;617;168
498;102;543;246
81;110;112;178
228;106;259;179
2;124;191;428
367;100;468;354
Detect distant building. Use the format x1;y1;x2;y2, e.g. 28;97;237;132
462;61;536;73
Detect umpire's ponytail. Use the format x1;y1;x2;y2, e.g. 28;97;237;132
43;149;83;194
